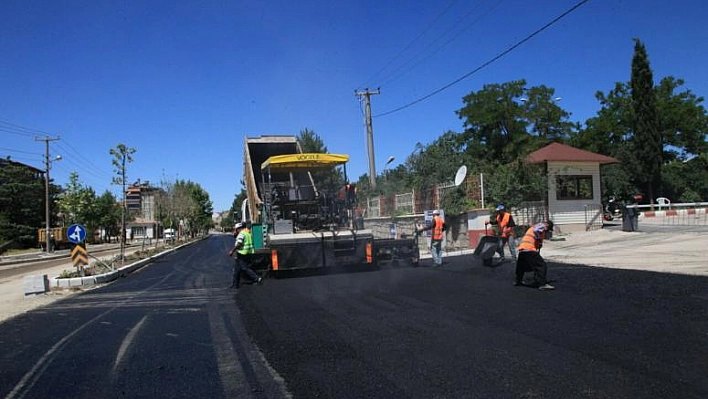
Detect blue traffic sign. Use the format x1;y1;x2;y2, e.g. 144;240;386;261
66;224;87;244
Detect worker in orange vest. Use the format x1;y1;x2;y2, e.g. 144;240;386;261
417;210;446;267
487;204;517;261
515;221;554;291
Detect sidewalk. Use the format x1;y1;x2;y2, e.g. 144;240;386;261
0;243;162;323
541;224;708;276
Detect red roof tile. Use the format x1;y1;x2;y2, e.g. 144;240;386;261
526;142;618;164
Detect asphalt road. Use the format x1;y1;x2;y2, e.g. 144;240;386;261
1;235;707;399
0;236;287;399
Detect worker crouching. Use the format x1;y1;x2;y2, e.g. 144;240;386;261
515;221;554;291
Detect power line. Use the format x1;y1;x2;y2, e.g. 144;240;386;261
56;141;113;180
358;0;461;90
0;118;113;183
0;126;37;138
0;119;52;137
0;147;42;157
375;0;592;118
378;0;503;89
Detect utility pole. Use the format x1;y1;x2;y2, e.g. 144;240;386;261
35;136;61;253
355;88;380;190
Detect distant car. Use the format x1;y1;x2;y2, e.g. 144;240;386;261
164;229;176;242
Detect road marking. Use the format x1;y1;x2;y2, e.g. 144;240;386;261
208;301;247;397
4;271;176;399
112;315;148;375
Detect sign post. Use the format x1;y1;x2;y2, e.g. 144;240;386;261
67;224;88;275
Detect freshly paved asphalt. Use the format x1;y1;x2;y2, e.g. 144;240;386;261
1;234;707;398
236;250;708;399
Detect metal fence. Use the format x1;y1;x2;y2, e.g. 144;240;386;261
512;201;547;227
395;192;414;215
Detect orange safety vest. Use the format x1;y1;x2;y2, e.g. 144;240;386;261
496;212;514;238
517;226;544;252
432;216;445;241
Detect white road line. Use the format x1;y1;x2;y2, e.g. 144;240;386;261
4;271;176;399
112;315;148;375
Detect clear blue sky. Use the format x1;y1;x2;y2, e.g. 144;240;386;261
2;0;707;212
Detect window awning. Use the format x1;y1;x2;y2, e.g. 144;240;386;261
260;153;349;172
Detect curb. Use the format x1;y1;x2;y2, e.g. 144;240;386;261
50;238;205;289
1;244;142;268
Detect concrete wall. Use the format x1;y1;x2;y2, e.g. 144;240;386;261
364;212;473;254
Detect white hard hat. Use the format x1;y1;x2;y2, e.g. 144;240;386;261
432;209;440;215
234;222;244;230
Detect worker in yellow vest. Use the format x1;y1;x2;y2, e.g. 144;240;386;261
228;222;262;289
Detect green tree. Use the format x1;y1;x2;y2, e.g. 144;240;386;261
94;190;121;242
171;180;213;237
481;161;547;210
0;162;50;248
297;128;346;199
298;128;327;153
456;80;529;164
572;82;633;156
655;76;708;161
521;85;574;140
57;172;96;226
577;41;708;204
110;143;136;258
454;81;573;209
630;38;662;203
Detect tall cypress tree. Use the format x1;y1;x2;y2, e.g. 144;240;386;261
630;38;662;204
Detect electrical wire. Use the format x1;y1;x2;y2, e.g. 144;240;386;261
375;0;592;118
0;147;42;157
378;0;503;88
0;119;52;137
0;118;113;187
357;0;461;90
56;141;113;180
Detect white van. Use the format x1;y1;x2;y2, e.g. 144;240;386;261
164;228;176;242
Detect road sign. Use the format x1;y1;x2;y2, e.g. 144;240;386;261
66;224;87;244
71;243;88;268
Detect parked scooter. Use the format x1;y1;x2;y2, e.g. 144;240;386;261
603;196;623;221
603;194;644;221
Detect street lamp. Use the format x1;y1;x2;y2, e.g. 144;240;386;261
385;156;395;170
383;156;395;184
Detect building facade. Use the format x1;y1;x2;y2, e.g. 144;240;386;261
125;181;164;241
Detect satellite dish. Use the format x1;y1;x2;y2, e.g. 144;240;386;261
454;165;467;186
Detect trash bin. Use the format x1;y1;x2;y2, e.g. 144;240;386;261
473;235;500;266
622;207;639;232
